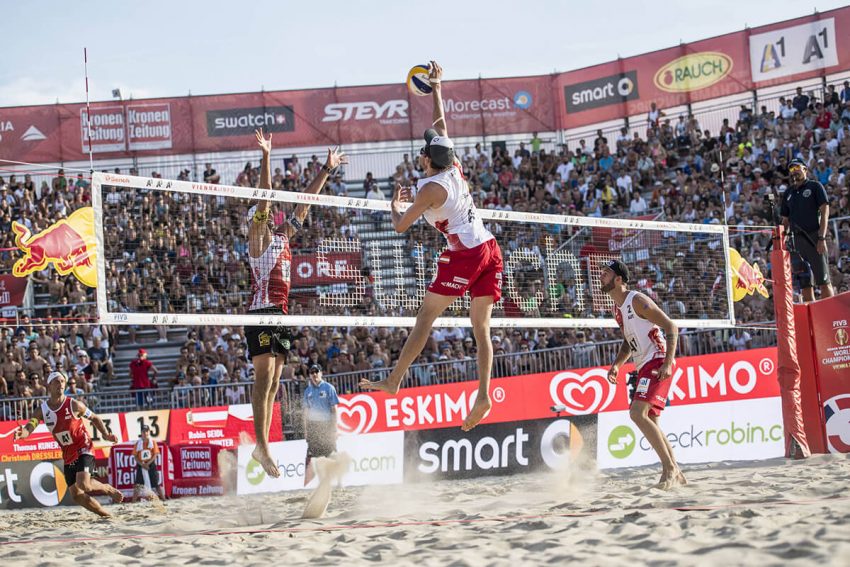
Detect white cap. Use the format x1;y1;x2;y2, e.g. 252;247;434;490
46;371;66;385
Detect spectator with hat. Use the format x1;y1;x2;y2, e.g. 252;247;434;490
302;364;338;486
130;348;159;408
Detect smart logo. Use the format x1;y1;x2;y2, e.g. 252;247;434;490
564;71;639;113
608;425;636;459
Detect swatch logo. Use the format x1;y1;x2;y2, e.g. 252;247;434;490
549;369;617;415
336;394;379;434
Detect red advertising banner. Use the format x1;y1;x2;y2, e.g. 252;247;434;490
291;252;361;287
807;292;850;453
168;444;226;498
167;403;282;449
108;442;171;499
0;275;28;314
336;348;779;434
3;6;850;165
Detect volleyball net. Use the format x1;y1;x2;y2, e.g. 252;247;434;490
92;171;735;328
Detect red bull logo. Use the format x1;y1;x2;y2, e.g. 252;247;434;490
12;207;98;288
728;248;769;302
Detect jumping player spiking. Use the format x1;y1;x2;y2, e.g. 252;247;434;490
360;62;504;431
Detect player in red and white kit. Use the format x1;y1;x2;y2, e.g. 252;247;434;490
15;371;124;516
600;259;686;489
246;129;347;477
361;62;503;431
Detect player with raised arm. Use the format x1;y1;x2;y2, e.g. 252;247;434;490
601;260;686;489
15;371;124;516
246;129;347;477
360;61;503;431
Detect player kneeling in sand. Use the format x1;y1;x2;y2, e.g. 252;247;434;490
15;371;124;516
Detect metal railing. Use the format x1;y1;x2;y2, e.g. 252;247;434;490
1;325;777;428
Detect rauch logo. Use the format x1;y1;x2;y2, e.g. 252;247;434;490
653;52;733;93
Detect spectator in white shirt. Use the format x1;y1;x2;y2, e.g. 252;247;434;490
629;191;648;215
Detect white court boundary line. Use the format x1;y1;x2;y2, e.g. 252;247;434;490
92;172;735;329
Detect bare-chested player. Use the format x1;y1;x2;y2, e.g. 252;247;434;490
246;129;347;477
601;259;686;489
15;371;124;516
360;62;503;431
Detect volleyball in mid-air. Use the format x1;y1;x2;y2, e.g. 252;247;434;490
407;64;432;96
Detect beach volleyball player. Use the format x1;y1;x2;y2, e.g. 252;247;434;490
247;129;347;477
15;371;124;516
360;62;503;431
600;260;686;489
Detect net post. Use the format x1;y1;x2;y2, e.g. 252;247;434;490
770;225;811;459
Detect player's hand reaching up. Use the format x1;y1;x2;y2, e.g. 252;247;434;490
325;147;348;172
255;128;272;154
429;61;443;84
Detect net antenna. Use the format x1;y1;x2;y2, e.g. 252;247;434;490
91;172;736;329
83;48;94;173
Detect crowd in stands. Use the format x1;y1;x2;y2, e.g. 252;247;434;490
1;81;849;406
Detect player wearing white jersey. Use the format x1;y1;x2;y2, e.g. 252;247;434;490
600;259;686;489
361;62;503;431
247;129;347;477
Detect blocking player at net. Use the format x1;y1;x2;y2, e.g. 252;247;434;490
246;129;347;477
360;61;503;431
601;260;686;489
14;371;124;516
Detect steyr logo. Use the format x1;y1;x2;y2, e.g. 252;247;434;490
322;100;408;123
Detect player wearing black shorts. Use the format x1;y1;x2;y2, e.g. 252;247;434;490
781;158;835;302
246;129;347;478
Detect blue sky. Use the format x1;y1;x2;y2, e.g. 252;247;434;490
1;0;847;107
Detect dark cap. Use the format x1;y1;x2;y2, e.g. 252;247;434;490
603;259;630;284
423;128;455;168
788;157;807;170
140;424;150;433
308;364;322;374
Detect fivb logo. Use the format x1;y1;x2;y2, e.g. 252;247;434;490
322;100;408;123
549;369;617;415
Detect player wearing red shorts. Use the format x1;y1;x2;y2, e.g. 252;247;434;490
361;61;502;431
15;371;124;516
601;260;686;489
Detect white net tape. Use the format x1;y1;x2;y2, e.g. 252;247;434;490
92;172;734;328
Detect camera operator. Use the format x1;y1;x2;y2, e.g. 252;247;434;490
780;158;834;302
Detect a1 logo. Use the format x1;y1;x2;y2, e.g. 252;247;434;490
608;425;636;459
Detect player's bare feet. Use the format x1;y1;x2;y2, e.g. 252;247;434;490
676;470;688;486
461;397;492;431
110;488;124;503
359;376;401;395
252;445;280;478
656;468;684;490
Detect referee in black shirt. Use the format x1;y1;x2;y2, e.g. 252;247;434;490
780;158;835;302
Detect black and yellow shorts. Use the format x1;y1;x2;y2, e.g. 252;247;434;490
245;307;293;358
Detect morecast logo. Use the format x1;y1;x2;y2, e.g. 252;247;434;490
206;106;295;137
654;52;733;93
564;71;639;113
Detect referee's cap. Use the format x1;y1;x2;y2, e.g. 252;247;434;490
789;158;807;170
